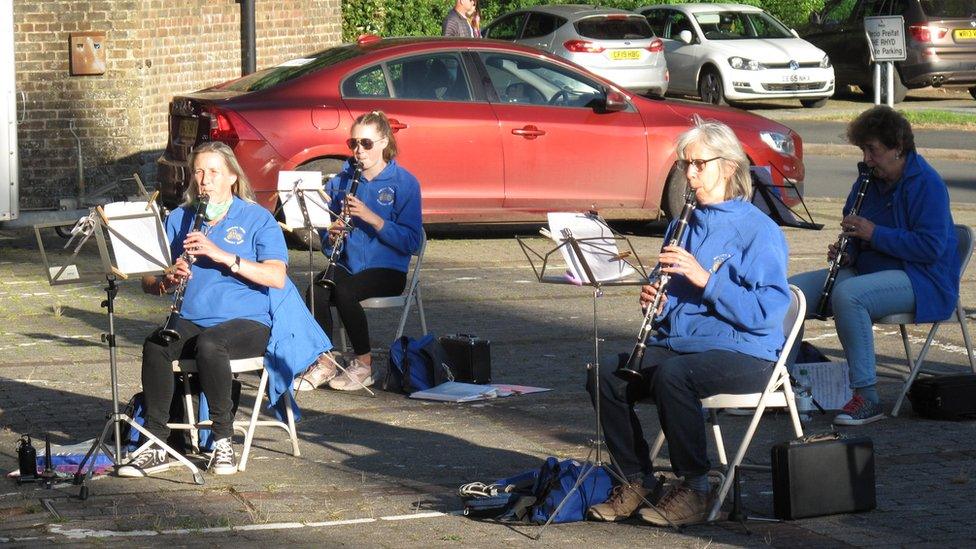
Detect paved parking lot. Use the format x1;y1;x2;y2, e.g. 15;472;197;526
2;197;976;547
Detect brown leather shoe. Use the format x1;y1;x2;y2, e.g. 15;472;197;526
638;485;710;526
587;481;651;522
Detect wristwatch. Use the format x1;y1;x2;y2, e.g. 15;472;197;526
230;255;241;273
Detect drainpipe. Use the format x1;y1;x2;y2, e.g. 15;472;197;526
240;0;256;75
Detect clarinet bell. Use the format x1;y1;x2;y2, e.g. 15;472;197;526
614;351;645;382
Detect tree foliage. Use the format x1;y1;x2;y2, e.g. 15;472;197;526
342;0;829;42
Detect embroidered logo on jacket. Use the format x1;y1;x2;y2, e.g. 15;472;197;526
224;226;246;245
710;253;733;273
377;187;396;206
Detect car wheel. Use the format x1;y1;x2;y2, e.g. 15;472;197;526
281;157;345;251
800;97;828;108
663;166;689;221
698;68;727;106
969;86;976;100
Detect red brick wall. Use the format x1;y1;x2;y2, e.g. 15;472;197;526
13;0;341;209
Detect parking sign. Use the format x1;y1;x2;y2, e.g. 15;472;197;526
864;16;907;62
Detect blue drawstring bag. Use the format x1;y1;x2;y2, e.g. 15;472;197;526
386;334;454;393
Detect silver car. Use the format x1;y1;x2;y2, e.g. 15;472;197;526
483;5;669;96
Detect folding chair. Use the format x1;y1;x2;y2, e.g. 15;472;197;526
649;285;806;522
169;356;301;472
878;224;976;417
337;229;428;351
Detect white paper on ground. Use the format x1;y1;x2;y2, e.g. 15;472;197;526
409;381;498;403
794;361;853;410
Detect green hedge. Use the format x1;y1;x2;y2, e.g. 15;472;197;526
342;0;828;42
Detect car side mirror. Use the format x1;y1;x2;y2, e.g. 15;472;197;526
808;12;822;26
601;90;628;113
678;30;693;44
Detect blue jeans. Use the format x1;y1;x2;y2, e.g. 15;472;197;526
789;268;915;389
586;347;772;480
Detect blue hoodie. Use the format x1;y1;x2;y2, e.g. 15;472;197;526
844;151;959;323
319;159;423;274
650;199;791;361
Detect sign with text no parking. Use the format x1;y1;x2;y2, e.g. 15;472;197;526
865;16;907;62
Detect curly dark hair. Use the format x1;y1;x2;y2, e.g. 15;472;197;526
846;105;915;155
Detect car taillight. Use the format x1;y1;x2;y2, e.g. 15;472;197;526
564;40;604;53
908;24;948;43
647;38;664;53
204;107;261;148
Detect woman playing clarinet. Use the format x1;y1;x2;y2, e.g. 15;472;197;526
789;106;959;426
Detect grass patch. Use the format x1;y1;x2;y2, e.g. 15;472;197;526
804;109;976;129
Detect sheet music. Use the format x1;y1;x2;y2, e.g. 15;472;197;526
546;212;636;284
102;201;170;275
278;171;333;229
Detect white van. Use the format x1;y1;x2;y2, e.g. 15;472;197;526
1;0;18;221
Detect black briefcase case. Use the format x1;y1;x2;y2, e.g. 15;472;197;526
771;433;876;520
908;374;976;420
438;334;491;384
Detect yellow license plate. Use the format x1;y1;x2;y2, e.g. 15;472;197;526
955;29;976;40
178;118;198;141
610;49;641;60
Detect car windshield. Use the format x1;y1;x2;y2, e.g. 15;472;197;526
221;44;365;92
919;0;976;17
575;15;654;40
693;11;793;40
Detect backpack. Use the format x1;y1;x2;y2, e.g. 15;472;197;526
385;334;455;394
459;457;613;524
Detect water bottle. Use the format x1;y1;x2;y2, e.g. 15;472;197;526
17;434;37;479
795;369;814;423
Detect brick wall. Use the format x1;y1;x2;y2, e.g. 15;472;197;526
13;0;341;209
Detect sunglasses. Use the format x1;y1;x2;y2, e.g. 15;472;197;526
677;157;723;171
346;137;382;151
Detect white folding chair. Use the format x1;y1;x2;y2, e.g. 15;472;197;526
337;229;428;350
649;285;806;522
877;224;976;417
169;356;300;472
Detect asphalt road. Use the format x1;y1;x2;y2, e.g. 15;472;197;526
804;154;976;204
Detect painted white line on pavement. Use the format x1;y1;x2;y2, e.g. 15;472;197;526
47;511;449;540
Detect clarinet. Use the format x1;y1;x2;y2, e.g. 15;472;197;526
159;194;210;342
315;161;362;290
814;162;872;320
616;188;698;381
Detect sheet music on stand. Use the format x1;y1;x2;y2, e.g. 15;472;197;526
277;170;334;230
546;212;638;285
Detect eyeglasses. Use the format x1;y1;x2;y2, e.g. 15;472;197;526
677;157;723;171
346;137;381;151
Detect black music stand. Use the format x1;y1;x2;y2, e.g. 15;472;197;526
516;214;669;537
276;172;333;310
34;201;205;498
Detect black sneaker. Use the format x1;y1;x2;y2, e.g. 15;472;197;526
208;438;237;475
117;448;169;478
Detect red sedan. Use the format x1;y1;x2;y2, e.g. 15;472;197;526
157;36;804;225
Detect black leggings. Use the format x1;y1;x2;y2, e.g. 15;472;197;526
306;267;406;356
142;318;270;441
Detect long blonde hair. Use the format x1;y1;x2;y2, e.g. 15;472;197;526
674;117;752;200
183;141;256;205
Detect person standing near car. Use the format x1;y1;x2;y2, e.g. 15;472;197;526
295;111;423;392
586;119;791;526
442;0;477;37
788;106;959;426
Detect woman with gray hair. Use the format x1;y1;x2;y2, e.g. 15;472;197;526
586;119;791;527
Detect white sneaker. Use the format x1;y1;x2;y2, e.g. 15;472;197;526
117;448;168;478
294;352;340;391
328;358;375;391
207;438;237;475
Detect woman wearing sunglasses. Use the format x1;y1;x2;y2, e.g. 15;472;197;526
296;111;424;391
586;118;790;527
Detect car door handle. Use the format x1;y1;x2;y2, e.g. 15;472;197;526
512;125;546;139
388;118;407;132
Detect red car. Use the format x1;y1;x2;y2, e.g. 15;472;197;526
158;36;804;227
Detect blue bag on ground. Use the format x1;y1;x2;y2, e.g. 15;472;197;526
385;334;454;394
527;457;613;524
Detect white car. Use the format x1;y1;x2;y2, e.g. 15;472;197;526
639;3;835;107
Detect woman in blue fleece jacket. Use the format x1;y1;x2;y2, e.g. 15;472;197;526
296;111;423;392
790;106;959;426
586;119;791;527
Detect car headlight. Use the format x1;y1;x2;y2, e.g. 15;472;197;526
728;56;763;70
819;55;832;68
760;131;796;156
